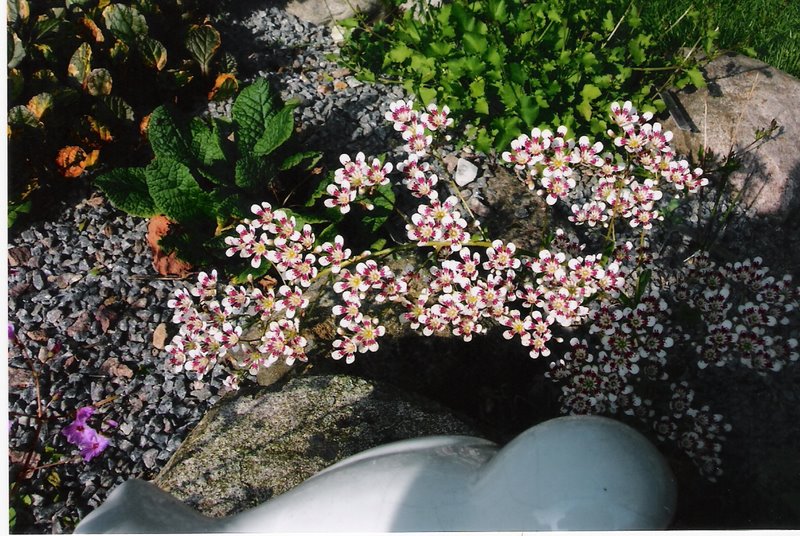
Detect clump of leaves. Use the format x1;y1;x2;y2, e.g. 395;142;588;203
338;0;710;153
95;79;322;280
7;0;239;227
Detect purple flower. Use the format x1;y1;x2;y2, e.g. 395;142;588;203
61;420;94;446
8;324;15;341
78;429;110;462
75;406;95;423
62;406;111;462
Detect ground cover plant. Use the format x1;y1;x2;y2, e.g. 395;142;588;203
163;97;798;482
93;79;322;277
336;0;710;153
7;0;238;227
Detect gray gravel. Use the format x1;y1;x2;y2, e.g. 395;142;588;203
6;5;411;533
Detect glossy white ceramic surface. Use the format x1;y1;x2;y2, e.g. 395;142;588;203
74;415;677;533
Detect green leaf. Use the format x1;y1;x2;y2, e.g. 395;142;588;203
252;105;295;157
388;43;413;63
519;95;539;126
86;68;112;96
463;32;488;55
139;37;167;71
8;105;41;129
685;67;706;88
602;10;614;32
576;99;593;121
474;97;489;115
231;260;274;284
418;86;437;106
362;182;395;233
427;41;453;57
97;95;134;123
469;78;485;98
102;4;148;43
189;117;226;168
8;32;25;69
145;159;212;223
67;43;92;88
185;24;220;76
33;9;65;41
95;167;158;217
232;79;282;154
7;199;32;227
628;38;645;65
580;83;602;102
235;155;276;190
280;150;322;171
488;0;507;22
148;106;193;163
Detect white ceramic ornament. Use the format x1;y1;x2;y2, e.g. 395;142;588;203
74;415;677;533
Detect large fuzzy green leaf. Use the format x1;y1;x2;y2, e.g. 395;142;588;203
252;105;295;157
231;79;282;154
145;159;212;223
189;117;226;168
234;155;276;190
147;106;193;164
94;167;158;217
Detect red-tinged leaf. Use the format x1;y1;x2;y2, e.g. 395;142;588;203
26;93;53;120
55;146;90;178
81;16;105;42
208;73;238;101
185;24;220;76
139;37;167;71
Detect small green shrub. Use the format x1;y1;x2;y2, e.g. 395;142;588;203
95;79;322;278
6;0;238;227
338;0;708;153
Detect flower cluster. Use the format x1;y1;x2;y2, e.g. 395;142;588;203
163;97;798;483
323;152;393;214
668;252;799;373
502;101;707;231
61;406;110;462
167;202;362;385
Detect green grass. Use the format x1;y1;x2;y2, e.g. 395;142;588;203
640;0;800;77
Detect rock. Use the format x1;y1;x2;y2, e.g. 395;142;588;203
455;158;479;187
284;0;386;26
154;374;478;517
663;52;800;277
666;53;800;218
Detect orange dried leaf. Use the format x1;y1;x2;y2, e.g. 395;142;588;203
81;16;105;43
55;146;89;178
139;113;151;136
208;73;238;101
85;149;100;168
